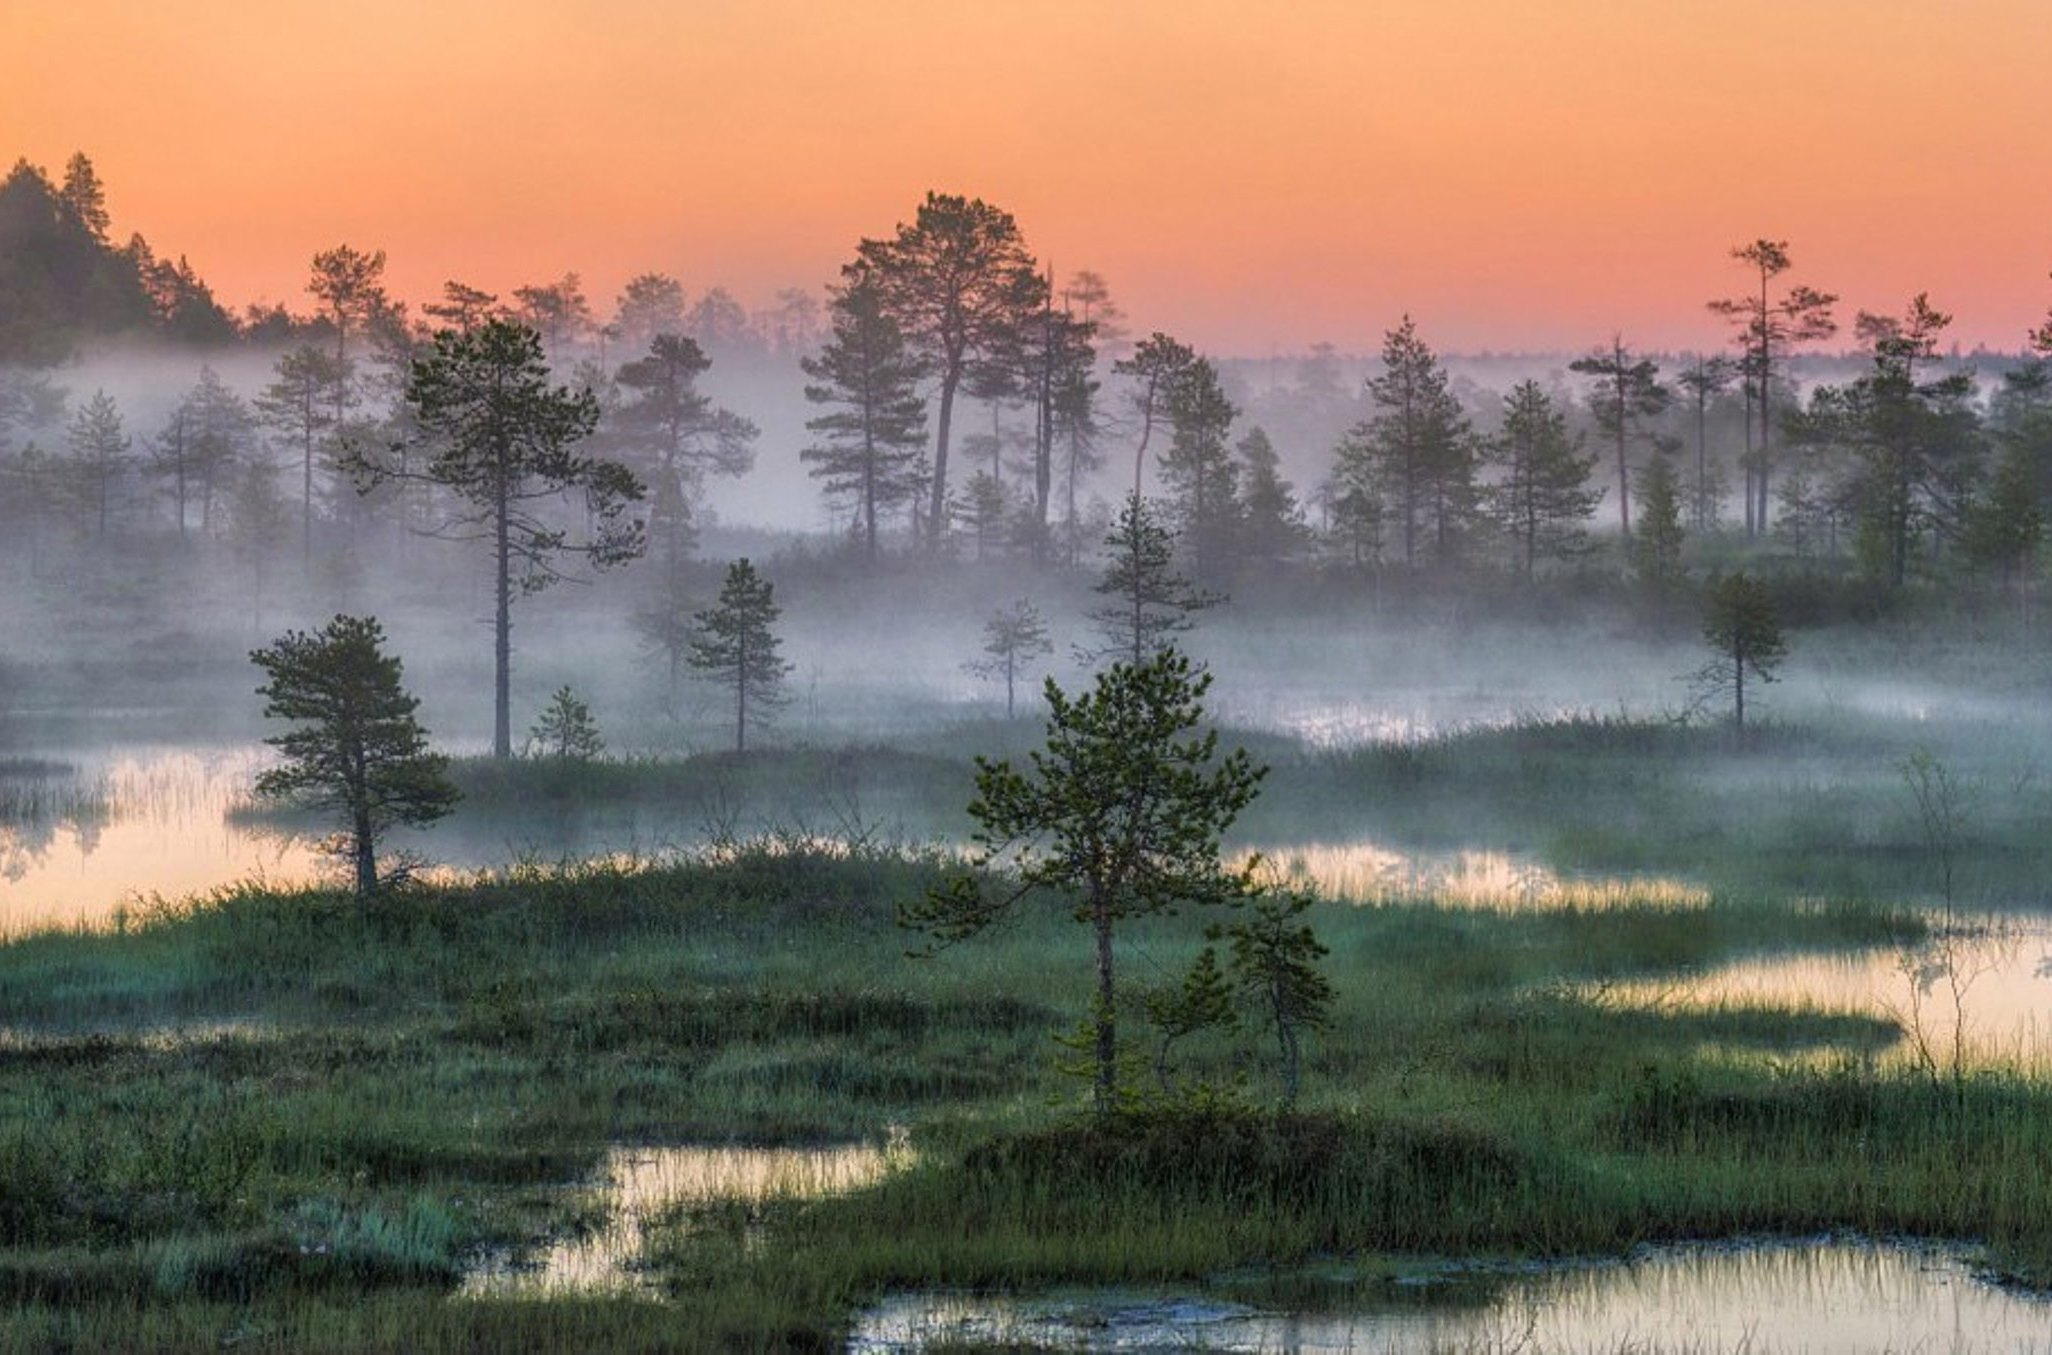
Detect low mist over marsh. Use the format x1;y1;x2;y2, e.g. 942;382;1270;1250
8;4;2052;1344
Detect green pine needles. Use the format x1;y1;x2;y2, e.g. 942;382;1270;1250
251;614;458;902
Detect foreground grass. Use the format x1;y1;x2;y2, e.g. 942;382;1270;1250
4;835;2052;1349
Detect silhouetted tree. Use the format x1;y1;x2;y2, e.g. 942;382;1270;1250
612;332;756;569
1698;573;1787;733
0;155;154;362
690;558;792;753
307;245;389;433
422;279;500;333
512;272;594;364
357;320;645;757
1159;356;1240;589
953;469;1011;561
967;598;1053;717
1235;427;1308;569
1631;449;1686;589
1064;269;1126;357
1961;441;2043;603
1112;332;1200;496
255;344;346;565
1570;336;1670;537
153;366;251;537
612;272;687;352
687;286;753;353
64;390;129;539
859;193;1044;549
802;266;928;560
251;614;458;903
1675;355;1738;531
1708;240;1837;536
1487;380;1601;577
1335;317;1474;568
1797;296;1981;587
1084;493;1219;667
58;153;110;241
528;685;605;760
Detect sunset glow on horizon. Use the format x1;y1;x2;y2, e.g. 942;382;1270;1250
9;0;2052;355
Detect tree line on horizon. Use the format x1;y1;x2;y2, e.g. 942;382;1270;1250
2;149;2048;612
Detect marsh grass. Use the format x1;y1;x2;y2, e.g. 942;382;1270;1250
0;732;2047;1348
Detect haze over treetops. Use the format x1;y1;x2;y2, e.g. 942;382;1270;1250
7;0;2052;354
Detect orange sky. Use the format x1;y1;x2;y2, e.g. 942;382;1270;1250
7;0;2052;355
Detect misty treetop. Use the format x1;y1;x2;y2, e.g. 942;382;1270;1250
802;263;929;562
0;153;235;363
690;557;792;754
349;318;646;757
4;152;2051;619
610;331;758;568
854;192;1047;551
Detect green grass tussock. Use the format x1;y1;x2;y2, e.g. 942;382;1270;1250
0;819;2045;1347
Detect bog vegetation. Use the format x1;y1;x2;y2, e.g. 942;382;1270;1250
6;152;2052;1349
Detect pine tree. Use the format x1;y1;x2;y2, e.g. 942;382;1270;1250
1697;573;1788;734
1158;356;1240;589
857;193;1044;550
155;366;252;537
1676;355;1738;531
1961;441;2044;602
612;333;757;569
1569;336;1671;537
1335;317;1474;569
64;389;129;539
966;599;1053;718
1631;451;1687;589
1234;427;1308;570
528;686;605;760
251;615;458;902
355;319;645;757
1488;381;1601;577
254;343;346;565
1708;240;1838;536
1083;493;1219;668
1214;886;1334;1107
58;153;110;240
906;647;1265;1116
953;470;1011;561
689;558;792;753
801;267;928;561
1112;332;1200;495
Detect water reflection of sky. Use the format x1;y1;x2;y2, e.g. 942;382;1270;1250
0;747;706;934
1247;842;1709;912
853;1239;2052;1352
1600;920;2052;1071
463;1141;901;1299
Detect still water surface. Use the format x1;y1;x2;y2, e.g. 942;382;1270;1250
1600;921;2052;1070
0;746;698;933
851;1240;2052;1353
462;1142;900;1298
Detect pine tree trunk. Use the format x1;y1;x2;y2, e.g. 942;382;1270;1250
928;365;960;551
493;480;513;758
1094;888;1116;1117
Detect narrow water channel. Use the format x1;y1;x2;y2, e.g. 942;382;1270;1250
462;1142;901;1298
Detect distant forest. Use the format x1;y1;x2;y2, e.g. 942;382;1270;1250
3;149;2047;606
